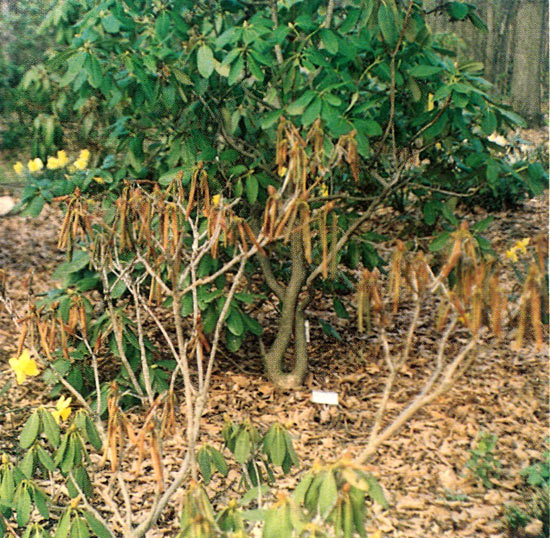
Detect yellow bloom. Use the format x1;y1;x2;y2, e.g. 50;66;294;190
505;248;518;263
515;238;530;254
9;349;40;384
319;183;329;197
427;93;434;111
27;158;44;173
93;176;104;184
1;453;8;465
79;149;90;161
51;395;72;424
13;161;24;176
56;150;69;167
47;156;60;170
73;158;87;171
212;194;221;206
278;166;287;177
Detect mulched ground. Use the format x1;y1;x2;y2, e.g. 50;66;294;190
0;162;548;536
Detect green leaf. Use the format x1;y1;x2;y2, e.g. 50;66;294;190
228;54;244;85
449;2;469;20
197;45;214;78
429;231;451;252
318;471;338;516
54;509;72;538
246;52;264;82
245;175;259;204
197;446;212;484
60;52;87;87
265;425;286;466
287;90;316;116
155;11;170;40
70;516;90;538
41;409;60;448
261;109;283;130
481;110;497;135
53;250;90;279
263;506;292;538
486;159;499;183
333;297;349;319
378;4;397;47
319;319;342;341
226;331;244;352
301;98;322;127
82;510;112;538
86;55;103;89
15;486;31;527
409;64;444;77
366;473;389;508
25;195;45;217
85;415;103;451
210;446;228;476
20;411;40;449
37;445;56;472
234;430;251;464
320;28;338;54
354;118;382;137
227;308;244;336
102;14;121;33
32;485;49;519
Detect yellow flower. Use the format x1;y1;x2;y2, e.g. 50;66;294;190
93;176;104;184
47;156;61;170
212;194;221;206
56;150;69;167
13;161;24;176
505;248;518;263
319;183;329;197
27;158;44;173
278;166;287;177
427;93;434;111
51;395;72;424
73;158;87;171
79;149;90;161
1;453;9;465
515;238;530;254
9;349;40;384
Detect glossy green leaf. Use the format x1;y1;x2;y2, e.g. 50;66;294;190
102;14;121;33
409;64;444;77
197;45;214;78
245;175;259;204
320;28;338;54
197;446;212;484
301;98;322;126
449;2;469;20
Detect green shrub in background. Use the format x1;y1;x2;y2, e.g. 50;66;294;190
0;0;65;154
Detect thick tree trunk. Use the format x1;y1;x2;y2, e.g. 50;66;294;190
261;231;309;389
510;0;544;126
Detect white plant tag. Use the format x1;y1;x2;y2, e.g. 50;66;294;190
305;320;310;343
311;390;339;406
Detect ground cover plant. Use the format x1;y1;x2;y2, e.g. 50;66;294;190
0;0;548;537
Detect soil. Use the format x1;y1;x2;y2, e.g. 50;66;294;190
0;150;548;537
